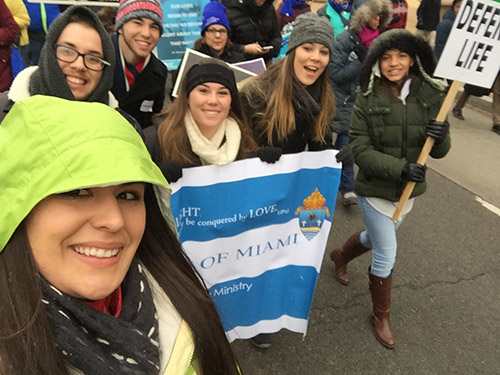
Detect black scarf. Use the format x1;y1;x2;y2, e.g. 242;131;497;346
29;6;116;104
41;259;160;375
292;77;321;120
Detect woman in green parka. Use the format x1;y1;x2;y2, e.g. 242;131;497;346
329;29;451;348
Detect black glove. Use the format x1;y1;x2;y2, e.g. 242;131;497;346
426;119;449;145
257;147;282;164
159;162;183;183
389;16;401;25
352;43;367;62
401;163;427;183
335;145;354;168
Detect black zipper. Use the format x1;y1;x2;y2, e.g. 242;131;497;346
396;102;408;200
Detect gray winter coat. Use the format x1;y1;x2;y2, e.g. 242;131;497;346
329;0;393;134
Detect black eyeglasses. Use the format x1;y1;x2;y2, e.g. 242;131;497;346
55;44;110;71
206;27;228;35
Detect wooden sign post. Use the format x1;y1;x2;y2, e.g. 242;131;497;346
391;81;464;221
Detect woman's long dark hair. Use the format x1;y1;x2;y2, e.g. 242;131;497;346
0;186;239;375
0;224;69;374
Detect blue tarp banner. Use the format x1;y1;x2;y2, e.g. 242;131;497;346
170;150;341;341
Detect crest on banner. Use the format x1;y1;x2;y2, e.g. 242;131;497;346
294;188;330;241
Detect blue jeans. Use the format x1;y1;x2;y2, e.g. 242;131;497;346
357;196;405;278
334;133;354;194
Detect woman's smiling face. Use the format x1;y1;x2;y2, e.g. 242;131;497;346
56;22;104;100
379;49;414;86
26;183;146;300
188;82;232;139
293;43;330;87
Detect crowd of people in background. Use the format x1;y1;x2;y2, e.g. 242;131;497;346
1;0;500;372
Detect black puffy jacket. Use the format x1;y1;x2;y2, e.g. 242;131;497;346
222;0;282;63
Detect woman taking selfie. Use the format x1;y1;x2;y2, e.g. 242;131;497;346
330;29;450;348
0;96;240;374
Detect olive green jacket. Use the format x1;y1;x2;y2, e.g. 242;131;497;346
349;76;451;201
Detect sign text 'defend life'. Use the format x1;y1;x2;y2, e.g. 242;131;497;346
434;0;500;88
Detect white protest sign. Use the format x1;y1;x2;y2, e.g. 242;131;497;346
434;0;500;88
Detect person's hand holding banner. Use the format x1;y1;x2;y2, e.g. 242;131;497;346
335;145;355;168
257;147;283;164
159;162;183;183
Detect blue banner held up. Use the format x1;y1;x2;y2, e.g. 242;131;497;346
169;150;342;341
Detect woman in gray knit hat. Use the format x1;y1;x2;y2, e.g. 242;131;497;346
328;0;393;206
240;12;354;349
241;12;352;164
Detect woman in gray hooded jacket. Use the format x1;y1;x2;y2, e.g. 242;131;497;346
328;0;393;206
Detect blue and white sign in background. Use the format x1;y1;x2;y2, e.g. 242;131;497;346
170;151;342;341
158;0;209;70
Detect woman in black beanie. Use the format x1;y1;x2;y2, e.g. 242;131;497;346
145;58;281;183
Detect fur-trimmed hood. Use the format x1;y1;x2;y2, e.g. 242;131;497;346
349;0;393;33
358;29;445;94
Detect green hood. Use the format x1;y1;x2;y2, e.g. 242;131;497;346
0;95;171;252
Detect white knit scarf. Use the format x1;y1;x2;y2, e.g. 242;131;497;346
184;110;241;165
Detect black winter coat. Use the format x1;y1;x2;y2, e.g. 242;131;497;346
416;0;441;31
222;0;282;63
329;30;364;135
434;7;454;59
328;0;392;134
195;40;246;64
111;34;168;129
241;72;332;153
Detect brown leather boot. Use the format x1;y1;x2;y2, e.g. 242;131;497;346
330;232;370;285
369;271;395;349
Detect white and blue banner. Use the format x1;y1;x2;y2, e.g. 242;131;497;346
170;150;341;342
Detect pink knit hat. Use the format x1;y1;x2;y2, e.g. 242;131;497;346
114;0;163;33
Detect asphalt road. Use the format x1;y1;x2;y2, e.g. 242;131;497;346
231;99;500;374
